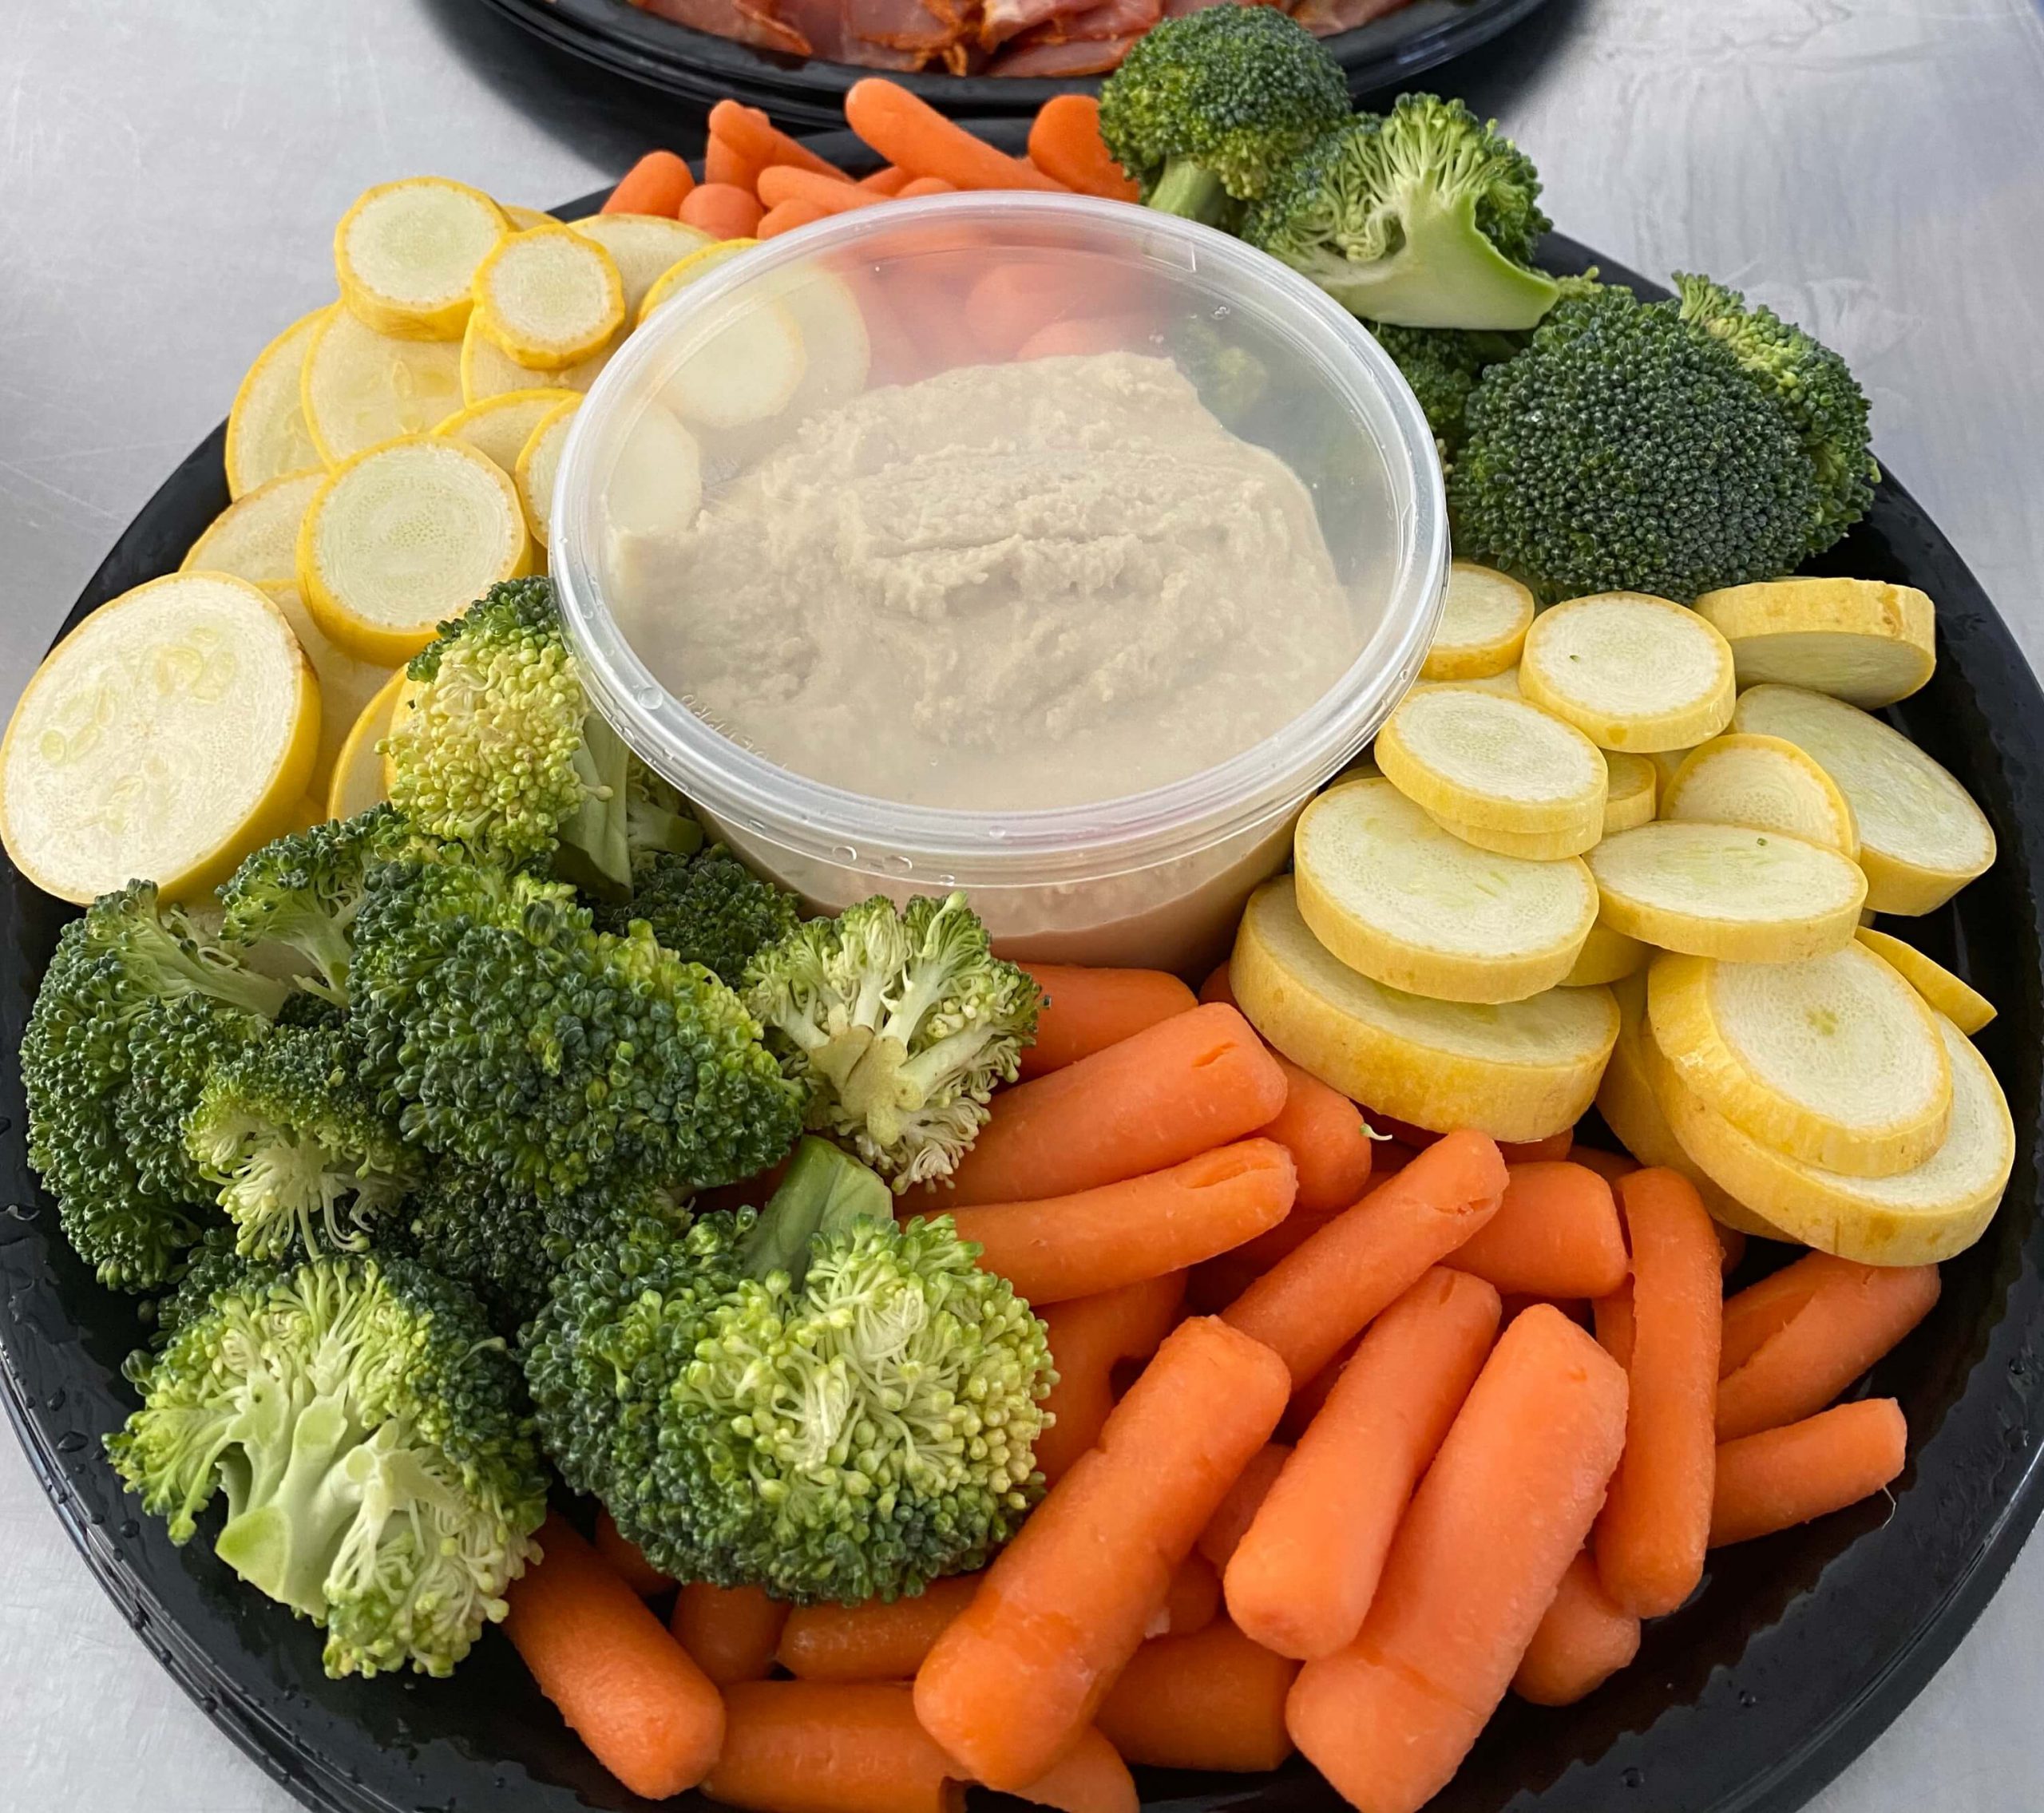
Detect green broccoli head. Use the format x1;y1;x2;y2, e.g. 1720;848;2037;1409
109;1253;548;1680
24;883;289;1288
743;893;1041;1192
1369;322;1525;461
1243;97;1558;331
217;806;408;1006
185;1023;416;1261
1675;273;1879;541
1448;280;1841;602
1098;6;1349;223
115;995;269;1206
598;844;802;988
525;1138;1053;1603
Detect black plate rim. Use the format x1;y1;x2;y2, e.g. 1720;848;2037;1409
4;175;2044;1813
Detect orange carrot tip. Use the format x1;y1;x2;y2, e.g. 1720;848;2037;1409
604;148;695;216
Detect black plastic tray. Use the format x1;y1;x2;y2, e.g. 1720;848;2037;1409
474;0;1555;129
4;183;2043;1813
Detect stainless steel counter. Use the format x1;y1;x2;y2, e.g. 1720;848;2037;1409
5;0;2043;1807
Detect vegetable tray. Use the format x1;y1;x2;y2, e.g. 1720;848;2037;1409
3;174;2043;1813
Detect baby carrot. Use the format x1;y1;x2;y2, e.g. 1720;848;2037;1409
1223;1130;1509;1387
604;148;695;216
1199;963;1236;1007
703;1680;957;1813
1370;1139;1420;1179
1568;1145;1637;1186
936;1003;1289;1208
860;165;912;194
1028;94;1141;202
1187;1196;1344;1312
1511;1550;1640;1706
709;98;852;180
1036;1272;1186;1484
1016;964;1197;1078
1195;1441;1293;1569
778;1575;984;1681
703;133;763;193
915;1316;1290;1790
1499;1129;1575;1164
1711;1397;1907;1547
679;182;764;240
1278;1336;1359;1442
1095;1618;1300;1771
1014;314;1148;359
1162;1551;1222;1637
950;1138;1296;1305
1717;1261;1939;1441
1227;1267;1501;1660
671;1581;787;1687
1594;1169;1725;1618
1448;1161;1629;1300
759;199;829;238
897;176;958;198
1716;1221;1749;1275
846;79;1068;192
1020;1726;1139;1813
594;1506;673;1597
758;164;878;215
1721;1251;1907;1375
1286;1307;1630;1813
502;1515;723;1799
1594;1281;1635;1368
1262;1055;1375;1215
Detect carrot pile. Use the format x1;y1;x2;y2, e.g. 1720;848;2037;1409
503;953;1942;1813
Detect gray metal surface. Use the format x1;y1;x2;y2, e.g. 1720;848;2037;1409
3;0;2042;1807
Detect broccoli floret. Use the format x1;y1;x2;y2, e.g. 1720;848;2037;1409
185;1023;415;1261
597;845;802;988
1243;96;1558;331
1369;323;1524;461
115;996;270;1205
23;882;289;1289
109;1253;547;1679
743;893;1041;1192
1675;272;1879;541
217;806;407;1006
149;1225;262;1344
1448;280;1852;602
525;1138;1052;1603
1098;6;1349;224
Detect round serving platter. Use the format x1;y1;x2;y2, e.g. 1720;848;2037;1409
3;156;2042;1813
473;0;1555;129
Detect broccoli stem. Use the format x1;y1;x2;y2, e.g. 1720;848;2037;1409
739;1138;893;1286
556;715;633;900
1308;187;1560;331
215;1391;366;1619
1147;158;1234;225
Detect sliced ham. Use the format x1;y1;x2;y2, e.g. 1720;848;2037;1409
989;28;1140;70
1293;0;1411;30
980;0;1072;49
1053;0;1163;38
639;0;811;54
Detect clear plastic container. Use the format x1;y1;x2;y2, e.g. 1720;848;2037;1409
550;193;1446;972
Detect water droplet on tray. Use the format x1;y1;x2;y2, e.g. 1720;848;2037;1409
118;1519;141;1540
1621;1767;1645;1790
43;1388;64;1412
53;1430;85;1454
1737;1688;1759;1709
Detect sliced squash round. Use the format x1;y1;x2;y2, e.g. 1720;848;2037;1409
501;204;555;232
1422;811;1598;862
434;386;581;477
472;224;625;370
1693;577;1935;708
659;295;807;430
301;307;465;465
515;397;581;548
570;213;714;318
299;435;531;665
1518;592;1737;751
639;239;759;327
461;307;614;406
1293;778;1598;1003
1646;1010;2010;1266
1602;753;1658;833
604;398;706;544
1856;928;1995;1036
1376;687;1607;856
1411;666;1522;700
1660;732;1858;857
1422;562;1535;682
225;307;329;497
1561;918;1647;988
327;667;407;820
180;469;327;590
1646;746;1696;797
1732;684;1995;915
1586;821;1867;962
1647;944;1951;1177
1;573;318;904
263;583;394;795
1232;875;1618;1142
335;177;506;341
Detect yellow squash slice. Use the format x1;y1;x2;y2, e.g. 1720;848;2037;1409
501;204;555;232
301;307;465;466
639;239;759;326
1602;753;1658;833
327;667;408;820
180;469;327;590
434;387;581;477
1647;944;1951;1177
1518;592;1737;751
471;224;625;370
1693;577;1935;708
1411;667;1522;700
1586;820;1867;962
605;399;706;543
225;307;330;497
1232;876;1618;1142
299;436;531;665
1561;918;1647;987
0;574;317;904
1293;778;1598;1003
335;177;506;341
1646;746;1696;797
515;397;581;548
570;214;714;318
1421;563;1535;683
461;307;614;406
1856;928;1995;1035
1659;732;1858;857
659;295;808;430
1376;687;1607;857
1421;812;1596;862
1732;684;1995;915
264;584;394;796
1646;1010;2010;1265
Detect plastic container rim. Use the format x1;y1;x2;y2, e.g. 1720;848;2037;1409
549;191;1448;880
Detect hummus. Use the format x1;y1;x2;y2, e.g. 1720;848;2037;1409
611;350;1357;811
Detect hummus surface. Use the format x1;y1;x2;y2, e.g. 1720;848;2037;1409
612;350;1357;811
